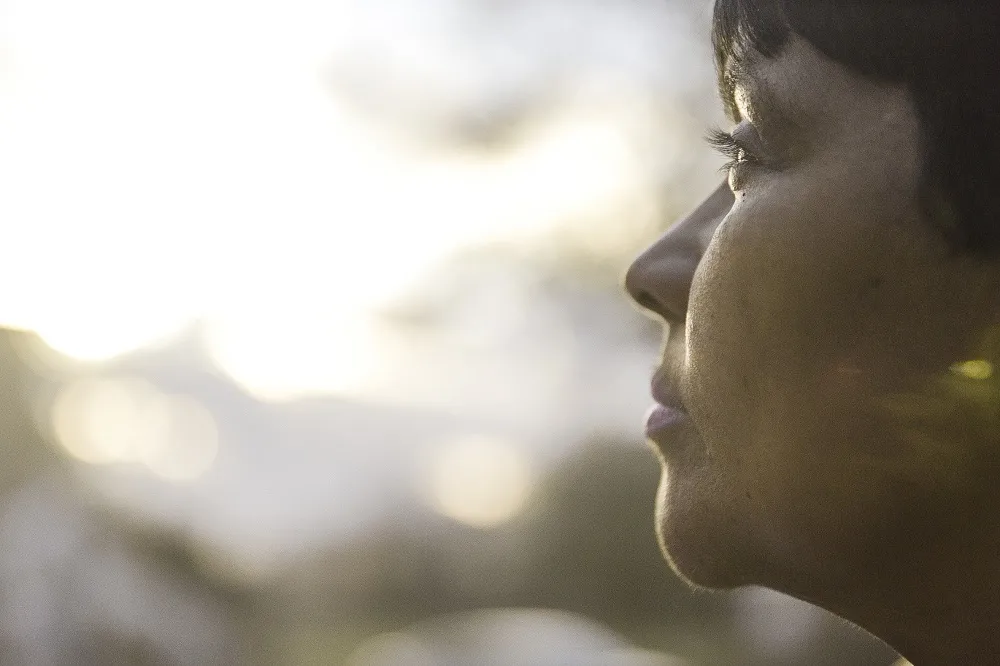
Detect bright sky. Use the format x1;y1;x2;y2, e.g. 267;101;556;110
0;0;650;404
0;0;694;560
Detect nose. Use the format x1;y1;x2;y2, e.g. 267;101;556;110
625;181;733;323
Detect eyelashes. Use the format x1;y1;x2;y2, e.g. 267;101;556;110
705;127;758;173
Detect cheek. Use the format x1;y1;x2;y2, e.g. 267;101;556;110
697;157;938;356
686;196;873;420
682;174;933;467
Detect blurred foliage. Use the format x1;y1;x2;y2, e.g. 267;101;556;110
0;326;904;665
267;436;738;664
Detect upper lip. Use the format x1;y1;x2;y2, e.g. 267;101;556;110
651;367;687;413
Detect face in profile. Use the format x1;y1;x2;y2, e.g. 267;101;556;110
625;32;1000;612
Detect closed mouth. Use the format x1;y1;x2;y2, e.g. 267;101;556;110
651;367;687;415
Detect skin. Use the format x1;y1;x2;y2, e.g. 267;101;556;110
625;37;1000;664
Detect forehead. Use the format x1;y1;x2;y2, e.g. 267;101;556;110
720;47;795;130
722;38;907;133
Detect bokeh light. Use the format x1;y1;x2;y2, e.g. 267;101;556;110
136;395;219;482
951;359;994;381
0;0;908;663
426;434;534;528
51;377;219;481
345;632;439;666
51;378;161;465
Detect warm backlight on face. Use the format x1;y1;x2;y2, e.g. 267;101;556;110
426;435;534;528
51;377;219;481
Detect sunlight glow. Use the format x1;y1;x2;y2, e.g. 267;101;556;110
30;308;190;364
51;377;219;481
202;312;399;403
426;434;534;528
0;0;649;400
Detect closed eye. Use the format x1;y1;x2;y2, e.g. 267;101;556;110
705;127;758;172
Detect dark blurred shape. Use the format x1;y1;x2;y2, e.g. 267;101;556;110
0;329;58;495
517;436;730;629
0;329;251;666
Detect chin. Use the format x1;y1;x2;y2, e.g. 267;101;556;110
653;463;752;591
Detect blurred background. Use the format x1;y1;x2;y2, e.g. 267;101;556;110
0;0;906;664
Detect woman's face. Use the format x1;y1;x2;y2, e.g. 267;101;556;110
626;37;1000;595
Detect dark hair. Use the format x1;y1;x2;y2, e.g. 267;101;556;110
712;0;1000;255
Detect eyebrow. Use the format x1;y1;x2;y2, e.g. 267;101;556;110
719;57;748;122
720;58;793;133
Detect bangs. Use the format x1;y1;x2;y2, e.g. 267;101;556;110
710;0;1000;254
711;0;790;119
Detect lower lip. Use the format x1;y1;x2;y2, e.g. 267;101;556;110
645;403;689;438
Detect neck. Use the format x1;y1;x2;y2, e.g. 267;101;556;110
858;577;1000;664
807;531;1000;665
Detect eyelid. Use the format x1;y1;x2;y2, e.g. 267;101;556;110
705;126;759;166
730;122;766;154
705;123;765;192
